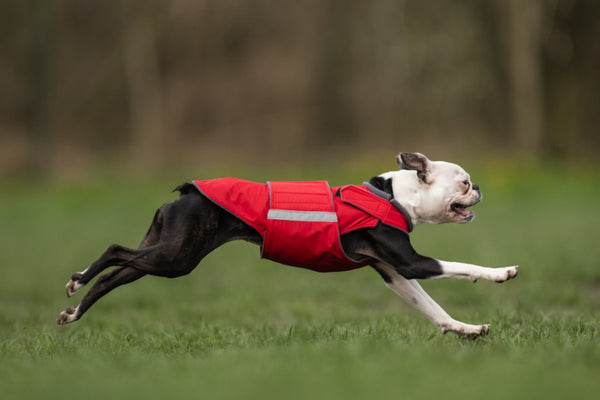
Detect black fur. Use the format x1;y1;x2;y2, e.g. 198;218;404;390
367;176;394;197
58;182;443;324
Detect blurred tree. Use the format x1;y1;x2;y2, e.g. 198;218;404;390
503;0;544;157
542;0;600;156
313;0;357;146
1;0;598;176
121;3;166;166
26;0;54;175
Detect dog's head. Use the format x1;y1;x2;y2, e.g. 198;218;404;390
373;152;482;226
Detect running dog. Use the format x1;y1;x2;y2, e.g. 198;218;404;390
58;152;518;338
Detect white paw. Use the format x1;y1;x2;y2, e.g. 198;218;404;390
57;306;79;325
65;272;85;297
494;265;519;283
440;322;490;339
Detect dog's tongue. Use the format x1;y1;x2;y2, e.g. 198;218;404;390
454;205;471;216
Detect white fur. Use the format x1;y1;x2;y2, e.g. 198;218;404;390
433;261;519;283
381;158;480;226
375;154;517;337
65;266;90;298
57;305;79;324
375;263;490;338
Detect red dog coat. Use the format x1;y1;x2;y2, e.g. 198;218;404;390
193;178;412;272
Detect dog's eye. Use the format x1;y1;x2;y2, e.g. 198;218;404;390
462;180;470;191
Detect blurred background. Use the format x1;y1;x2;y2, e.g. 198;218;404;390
1;0;599;178
1;4;599;396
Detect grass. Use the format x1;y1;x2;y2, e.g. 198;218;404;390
1;161;599;399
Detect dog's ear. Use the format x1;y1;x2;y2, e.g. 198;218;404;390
397;152;430;183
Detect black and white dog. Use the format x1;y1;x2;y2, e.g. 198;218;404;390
58;153;518;338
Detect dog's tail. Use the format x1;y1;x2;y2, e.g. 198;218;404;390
173;182;197;195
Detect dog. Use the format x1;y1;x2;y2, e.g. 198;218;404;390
58;152;518;338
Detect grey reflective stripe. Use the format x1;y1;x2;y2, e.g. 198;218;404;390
267;209;338;222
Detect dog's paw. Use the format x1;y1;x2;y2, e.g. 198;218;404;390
65;272;84;298
57;306;79;325
440;322;490;339
494;265;519;283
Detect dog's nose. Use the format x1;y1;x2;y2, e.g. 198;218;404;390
473;183;480;191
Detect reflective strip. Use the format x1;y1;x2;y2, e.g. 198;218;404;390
267;209;338;222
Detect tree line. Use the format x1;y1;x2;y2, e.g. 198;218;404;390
1;0;598;174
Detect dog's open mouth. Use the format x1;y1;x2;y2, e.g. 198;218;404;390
451;199;479;219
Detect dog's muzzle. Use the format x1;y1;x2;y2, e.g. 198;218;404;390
451;187;481;221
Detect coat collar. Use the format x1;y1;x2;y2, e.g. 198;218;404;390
362;181;414;232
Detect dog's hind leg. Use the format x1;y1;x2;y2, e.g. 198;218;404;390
58;266;145;324
60;186;261;324
59;238;216;324
65;207;165;297
373;262;490;338
58;240;197;324
65;244;154;297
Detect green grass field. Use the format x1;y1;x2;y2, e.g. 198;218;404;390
1;161;599;399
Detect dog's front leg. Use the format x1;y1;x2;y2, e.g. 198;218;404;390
430;261;519;283
374;263;490;338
